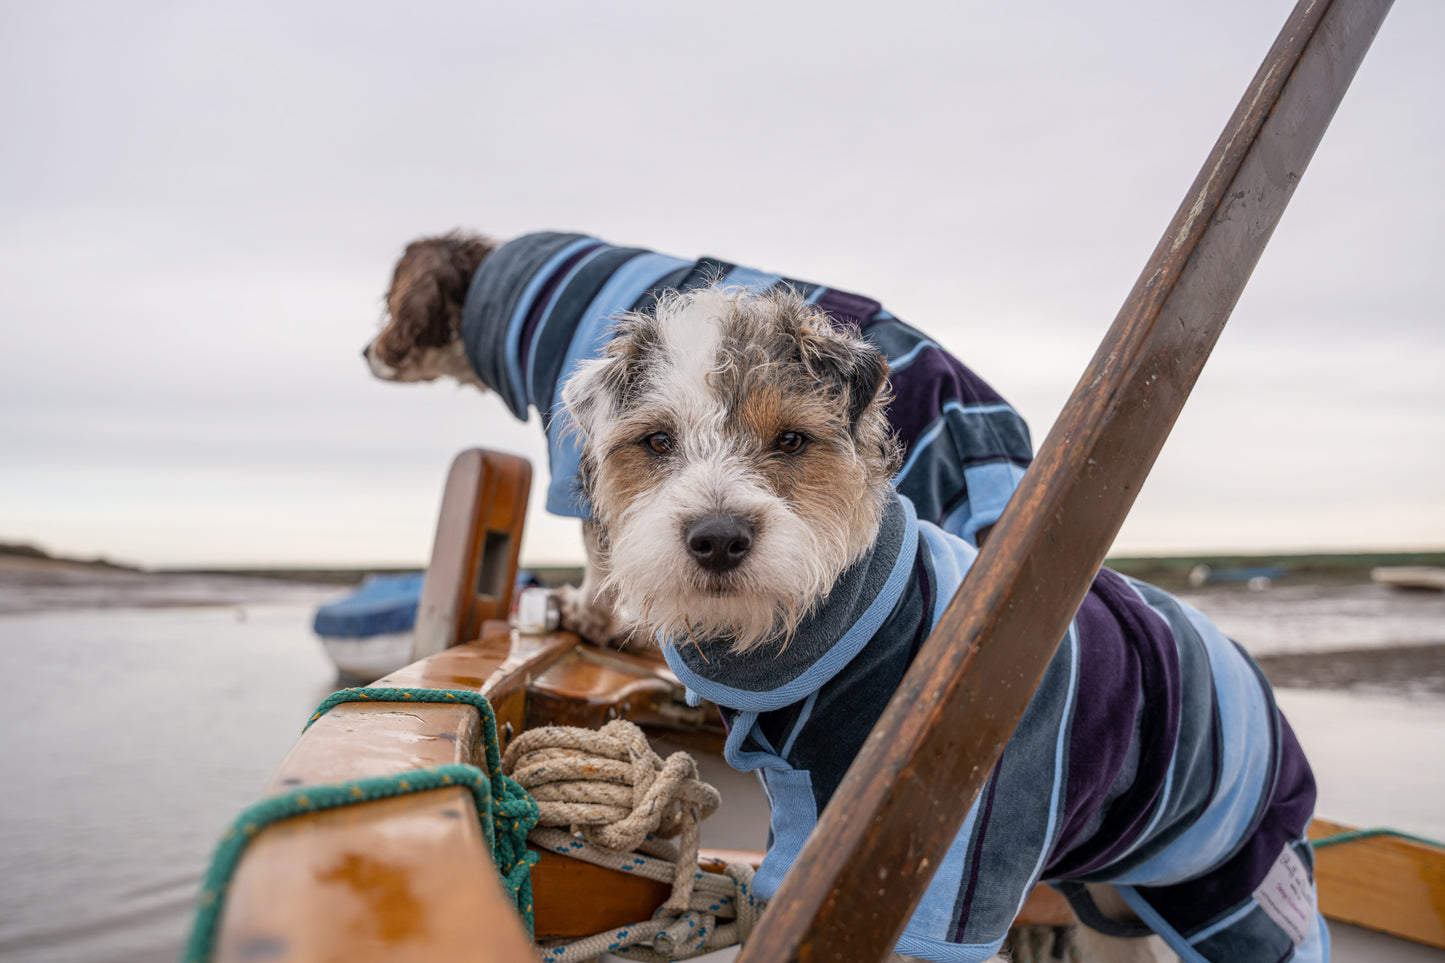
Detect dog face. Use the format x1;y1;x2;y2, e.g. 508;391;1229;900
563;286;901;652
363;233;493;386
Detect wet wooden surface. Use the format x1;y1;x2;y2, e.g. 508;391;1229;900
217;790;530;963
1311;819;1445;949
736;2;1396;959
216;621;577;963
528;644;724;746
378;621;578;744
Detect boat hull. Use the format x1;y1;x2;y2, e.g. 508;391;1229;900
318;631;413;681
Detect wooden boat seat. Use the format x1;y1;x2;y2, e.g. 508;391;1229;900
526;644;725;751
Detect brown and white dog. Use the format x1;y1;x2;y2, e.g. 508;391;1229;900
365;234;1318;963
363;230;1036;647
560;286;1180;962
560;284;899;653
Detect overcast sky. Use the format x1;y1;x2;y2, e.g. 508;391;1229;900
1;1;1440;568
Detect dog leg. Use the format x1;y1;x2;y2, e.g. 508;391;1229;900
1069;884;1178;962
557;520;630;647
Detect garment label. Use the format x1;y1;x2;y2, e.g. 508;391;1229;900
1252;843;1316;946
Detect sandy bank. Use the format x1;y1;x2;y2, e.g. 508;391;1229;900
0;555;337;614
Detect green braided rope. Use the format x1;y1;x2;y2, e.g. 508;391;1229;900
1312;826;1445;851
183;688;540;963
305;687;540;912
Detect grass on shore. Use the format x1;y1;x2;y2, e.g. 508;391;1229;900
1105;551;1445;587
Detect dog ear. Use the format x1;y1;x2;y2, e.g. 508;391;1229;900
841;342;888;428
378;235;490;364
798;325;890;430
561;355;619;447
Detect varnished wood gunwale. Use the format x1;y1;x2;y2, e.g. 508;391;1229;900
1309;819;1445;949
526;644;725;746
215;622;571;962
216;449;555;962
737;2;1396;960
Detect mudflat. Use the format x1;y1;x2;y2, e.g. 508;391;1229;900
0;554;332;614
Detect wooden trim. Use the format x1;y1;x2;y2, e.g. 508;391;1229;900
413;449;531;658
378;619;578;744
216;697;533;962
526;645;724;746
216;789;530;963
531;846;1077;939
737;2;1395;959
1311;819;1445;949
215;622;578;962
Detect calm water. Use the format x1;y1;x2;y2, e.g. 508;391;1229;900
0;578;1441;962
0;596;340;963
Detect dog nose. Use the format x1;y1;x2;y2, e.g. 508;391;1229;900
685;515;754;573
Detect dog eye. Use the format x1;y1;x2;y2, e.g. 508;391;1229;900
645;431;674;455
775;431;806;454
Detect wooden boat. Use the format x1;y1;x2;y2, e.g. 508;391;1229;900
199;1;1445;959
206;449;1444;962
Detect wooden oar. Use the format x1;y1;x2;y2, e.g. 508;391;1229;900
736;1;1395;960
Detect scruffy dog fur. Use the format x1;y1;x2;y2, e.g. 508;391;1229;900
364;234;891;647
365;233;492;388
562;286;900;652
367;239;1176;961
363;232;623;639
563;287;1169;963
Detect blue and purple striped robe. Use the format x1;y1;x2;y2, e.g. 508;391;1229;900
665;494;1325;963
461;231;1033;544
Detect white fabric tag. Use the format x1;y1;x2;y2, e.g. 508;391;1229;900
1252;843;1316;945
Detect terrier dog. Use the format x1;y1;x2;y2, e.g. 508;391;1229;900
563;286;1325;963
364;231;1033;646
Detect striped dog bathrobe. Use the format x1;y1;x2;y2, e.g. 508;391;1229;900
461;231;1033;544
664;494;1326;963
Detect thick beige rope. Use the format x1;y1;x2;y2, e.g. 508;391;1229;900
503;719;721;911
503;720;760;961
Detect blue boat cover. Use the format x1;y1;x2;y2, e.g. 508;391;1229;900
312;573;425;638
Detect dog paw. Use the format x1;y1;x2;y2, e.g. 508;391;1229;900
557;584;628;647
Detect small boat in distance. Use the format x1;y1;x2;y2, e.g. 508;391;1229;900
1372;566;1445;592
1188;563;1289;590
312;572;424;681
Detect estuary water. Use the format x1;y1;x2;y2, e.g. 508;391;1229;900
0;571;1441;962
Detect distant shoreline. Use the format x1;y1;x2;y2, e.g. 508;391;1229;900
157;550;1445;591
5;542;1443;591
0;552;339;615
0;540;143;572
1106;550;1445;588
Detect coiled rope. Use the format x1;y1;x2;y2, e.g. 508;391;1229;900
503;719;762;961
